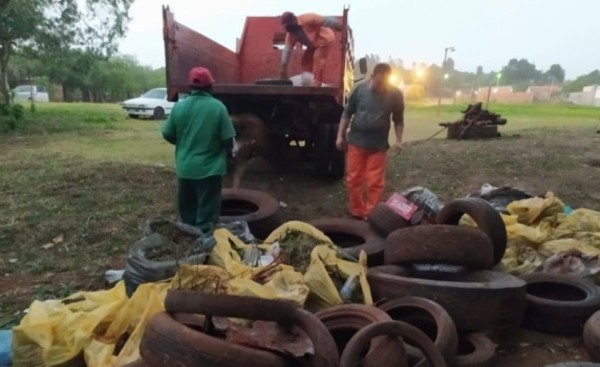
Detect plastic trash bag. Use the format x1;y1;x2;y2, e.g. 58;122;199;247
123;233;209;297
401;186;443;221
468;184;534;213
543;250;600;280
0;329;12;367
506;192;565;225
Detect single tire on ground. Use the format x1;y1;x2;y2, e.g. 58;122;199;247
377;296;458;365
140;312;291;367
584;311;600;362
315;304;406;365
436;197;508;265
384;225;495;270
367;202;411;238
340;321;447;367
454;333;496;367
522;273;600;336
164;291;298;325
367;265;527;332
308;217;385;266
220;188;281;239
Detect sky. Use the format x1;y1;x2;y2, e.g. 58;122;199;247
118;0;600;80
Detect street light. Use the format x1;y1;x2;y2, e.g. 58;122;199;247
415;69;425;79
437;46;455;115
496;73;502;88
444;73;449;80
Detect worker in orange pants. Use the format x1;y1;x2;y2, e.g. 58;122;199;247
279;11;342;86
336;63;405;219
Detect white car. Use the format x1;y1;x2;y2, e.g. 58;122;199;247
121;87;175;120
12;85;50;103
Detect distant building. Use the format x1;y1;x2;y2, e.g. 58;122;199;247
527;85;561;103
568;85;600;107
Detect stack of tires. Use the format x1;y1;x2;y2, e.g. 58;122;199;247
366;197;527;366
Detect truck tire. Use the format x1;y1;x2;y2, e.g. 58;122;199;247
367;202;411;238
521;273;600;336
367;265;527;332
383;225;495;270
340;321;446;367
436;198;507;265
377;297;458;365
308;218;385;266
454;333;496;367
220;189;281;239
584;311;600;362
140;312;291;367
294;309;340;367
314;123;345;180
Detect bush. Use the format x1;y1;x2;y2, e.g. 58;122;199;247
0;103;25;131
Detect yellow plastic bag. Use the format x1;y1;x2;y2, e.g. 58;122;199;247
539;239;600;258
507;192;565;225
500;240;543;275
228;270;309;305
12;282;128;367
303;245;372;311
556;209;600;233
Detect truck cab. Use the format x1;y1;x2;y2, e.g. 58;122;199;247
162;6;366;179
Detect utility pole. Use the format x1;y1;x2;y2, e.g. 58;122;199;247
437;46;455;115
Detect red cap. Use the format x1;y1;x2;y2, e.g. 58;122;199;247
188;66;215;87
281;11;296;25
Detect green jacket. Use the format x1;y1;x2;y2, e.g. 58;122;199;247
162;91;236;179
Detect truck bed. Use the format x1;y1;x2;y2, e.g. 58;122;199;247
212;84;339;96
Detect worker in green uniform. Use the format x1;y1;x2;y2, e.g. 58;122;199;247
162;66;236;233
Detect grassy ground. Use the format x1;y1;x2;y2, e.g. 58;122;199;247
1;102;600;365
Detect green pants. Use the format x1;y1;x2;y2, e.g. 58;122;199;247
177;176;222;232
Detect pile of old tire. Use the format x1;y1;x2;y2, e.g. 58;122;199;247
220;188;282;240
367;198;526;366
134;291;340;367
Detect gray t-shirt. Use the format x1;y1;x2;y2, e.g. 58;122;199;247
342;81;405;151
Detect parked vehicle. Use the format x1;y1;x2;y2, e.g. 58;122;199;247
121;87;175;120
162;6;367;180
12;85;50;103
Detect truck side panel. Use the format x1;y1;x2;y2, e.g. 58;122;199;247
162;6;240;100
237;16;345;87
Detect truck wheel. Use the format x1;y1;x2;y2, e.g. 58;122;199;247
314;123;345;180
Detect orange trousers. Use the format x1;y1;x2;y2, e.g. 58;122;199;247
345;144;387;218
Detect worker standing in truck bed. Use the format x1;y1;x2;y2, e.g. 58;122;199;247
279;11;343;86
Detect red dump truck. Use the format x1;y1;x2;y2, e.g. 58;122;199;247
162;6;366;180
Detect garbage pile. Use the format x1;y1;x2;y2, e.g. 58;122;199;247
440;102;507;140
7;186;600;367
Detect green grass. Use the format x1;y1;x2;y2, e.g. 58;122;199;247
1;101;600;331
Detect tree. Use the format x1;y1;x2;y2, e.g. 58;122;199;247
500;58;543;91
564;70;600;93
544;64;565;84
0;0;133;105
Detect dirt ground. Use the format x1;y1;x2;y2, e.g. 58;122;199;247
2;125;600;366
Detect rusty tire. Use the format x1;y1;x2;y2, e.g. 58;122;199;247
435;198;507;265
377;297;458;364
384;225;494;270
367;202;411;238
140;312;291;367
340;320;447;367
220;188;281;239
584;311;600;362
294;308;340;367
315;304;406;364
367;265;527;332
164;291;298;325
454;333;496;367
522;273;600;336
309;217;385;266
